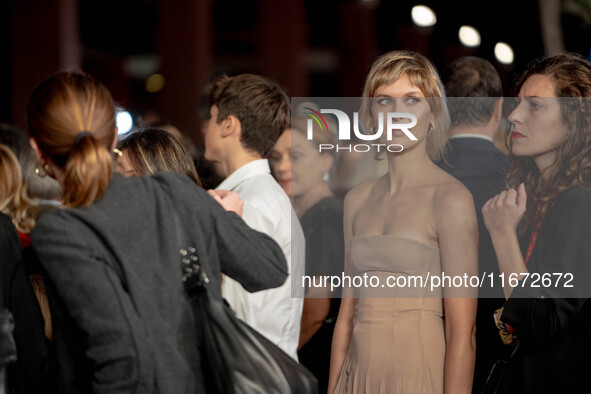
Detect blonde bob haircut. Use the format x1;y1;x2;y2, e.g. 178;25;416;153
360;50;450;162
0;144;37;233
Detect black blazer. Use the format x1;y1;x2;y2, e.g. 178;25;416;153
437;137;512;392
500;187;591;393
31;173;288;394
0;213;21;368
438;137;509;226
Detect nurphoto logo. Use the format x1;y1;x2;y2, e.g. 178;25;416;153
304;107;418;153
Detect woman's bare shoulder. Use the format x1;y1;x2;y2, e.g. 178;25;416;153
433;179;475;217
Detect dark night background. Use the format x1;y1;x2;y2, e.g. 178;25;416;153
2;0;590;146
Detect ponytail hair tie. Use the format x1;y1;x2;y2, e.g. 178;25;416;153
75;131;93;145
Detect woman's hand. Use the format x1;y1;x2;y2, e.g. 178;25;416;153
483;183;528;299
483;183;527;237
207;189;244;217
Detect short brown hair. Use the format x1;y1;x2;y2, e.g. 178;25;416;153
118;128;202;187
209;74;290;157
27;72;116;207
442;56;502;127
360;50;450;162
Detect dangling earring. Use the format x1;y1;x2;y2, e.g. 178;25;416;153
323;171;330;182
427;123;434;135
35;162;48;178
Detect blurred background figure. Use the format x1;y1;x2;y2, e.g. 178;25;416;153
436;56;512;393
0;144;57;393
195;88;225;189
0;124;62;215
269;115;344;393
117;127;202;186
0;145;37;235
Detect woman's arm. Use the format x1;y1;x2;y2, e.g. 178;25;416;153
482;184;528;299
327;297;357;394
200;189;289;292
436;185;478;394
298;290;331;349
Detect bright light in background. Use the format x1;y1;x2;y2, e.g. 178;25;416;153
116;111;133;135
459;26;480;47
145;73;165;93
411;5;436;27
495;42;514;65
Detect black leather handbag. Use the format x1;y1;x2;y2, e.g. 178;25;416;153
481;359;507;394
180;246;318;394
481;344;519;394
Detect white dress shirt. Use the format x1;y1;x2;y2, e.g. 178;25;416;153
217;159;305;360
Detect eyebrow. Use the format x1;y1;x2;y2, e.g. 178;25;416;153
375;91;423;97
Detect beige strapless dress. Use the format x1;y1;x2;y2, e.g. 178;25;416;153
334;236;445;394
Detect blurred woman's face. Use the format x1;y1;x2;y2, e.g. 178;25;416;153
370;73;432;152
118;150;137;176
270;130;331;199
269;130;292;196
508;74;568;172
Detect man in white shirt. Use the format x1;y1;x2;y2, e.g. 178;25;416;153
203;73;305;360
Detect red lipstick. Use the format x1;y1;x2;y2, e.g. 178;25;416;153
512;131;525;139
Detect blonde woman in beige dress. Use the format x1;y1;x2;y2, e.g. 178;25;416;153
328;51;478;394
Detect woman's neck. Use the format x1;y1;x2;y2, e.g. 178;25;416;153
385;145;433;194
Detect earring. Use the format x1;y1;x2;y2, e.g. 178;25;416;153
35;163;48;178
427;123;434;134
113;148;123;159
323;171;330;182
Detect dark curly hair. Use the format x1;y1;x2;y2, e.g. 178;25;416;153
505;53;591;228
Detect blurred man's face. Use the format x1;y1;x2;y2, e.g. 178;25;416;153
203;105;224;164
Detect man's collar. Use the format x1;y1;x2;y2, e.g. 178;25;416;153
449;133;493;143
216;159;271;191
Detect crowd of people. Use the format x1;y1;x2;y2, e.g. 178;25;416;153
1;49;591;394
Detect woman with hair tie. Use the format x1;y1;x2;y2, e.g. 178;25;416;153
26;71;288;393
328;51;477;394
483;53;591;393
